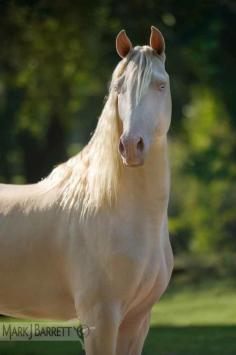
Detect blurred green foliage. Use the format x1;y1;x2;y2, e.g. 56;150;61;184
0;0;235;254
170;88;236;253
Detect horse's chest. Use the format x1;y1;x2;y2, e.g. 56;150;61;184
119;251;171;316
106;226;172;313
106;241;163;301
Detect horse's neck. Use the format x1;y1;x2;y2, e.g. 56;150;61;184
119;136;169;211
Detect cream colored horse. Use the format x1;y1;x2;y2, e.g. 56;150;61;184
0;26;173;354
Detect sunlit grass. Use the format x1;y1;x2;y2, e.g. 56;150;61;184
151;279;236;326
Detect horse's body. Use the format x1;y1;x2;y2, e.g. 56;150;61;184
0;182;75;320
0;27;173;354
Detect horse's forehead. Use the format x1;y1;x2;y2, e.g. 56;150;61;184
132;47;166;74
152;61;167;80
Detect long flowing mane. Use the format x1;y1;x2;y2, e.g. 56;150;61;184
43;46;156;215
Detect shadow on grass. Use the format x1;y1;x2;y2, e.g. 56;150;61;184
144;325;236;355
0;325;235;355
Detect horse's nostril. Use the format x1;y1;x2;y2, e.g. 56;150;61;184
137;137;144;153
119;139;125;156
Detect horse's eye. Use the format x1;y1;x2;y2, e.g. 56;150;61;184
159;83;165;91
152;81;166;91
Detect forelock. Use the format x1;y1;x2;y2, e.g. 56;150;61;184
113;46;156;105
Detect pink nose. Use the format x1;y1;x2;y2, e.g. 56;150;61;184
119;134;145;166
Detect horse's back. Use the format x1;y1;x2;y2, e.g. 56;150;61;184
0;181;63;240
0;181;60;214
0;182;41;202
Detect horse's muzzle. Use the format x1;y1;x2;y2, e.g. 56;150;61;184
119;134;145;167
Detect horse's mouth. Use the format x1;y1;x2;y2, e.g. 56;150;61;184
121;157;144;167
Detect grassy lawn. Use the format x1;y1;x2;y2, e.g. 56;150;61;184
0;278;235;354
145;278;236;354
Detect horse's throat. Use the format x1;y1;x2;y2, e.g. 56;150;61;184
119;137;169;207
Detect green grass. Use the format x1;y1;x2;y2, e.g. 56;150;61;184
144;279;236;354
152;279;236;326
0;278;235;354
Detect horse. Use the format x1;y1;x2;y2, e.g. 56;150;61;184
0;26;173;354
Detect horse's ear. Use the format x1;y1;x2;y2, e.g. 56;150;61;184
150;26;165;55
116;30;132;58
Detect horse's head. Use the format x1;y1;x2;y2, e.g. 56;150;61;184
113;26;172;167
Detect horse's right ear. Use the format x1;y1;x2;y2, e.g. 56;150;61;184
116;30;132;58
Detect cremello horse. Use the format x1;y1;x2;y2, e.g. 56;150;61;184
0;26;173;354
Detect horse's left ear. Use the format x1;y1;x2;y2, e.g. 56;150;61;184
150;26;165;55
